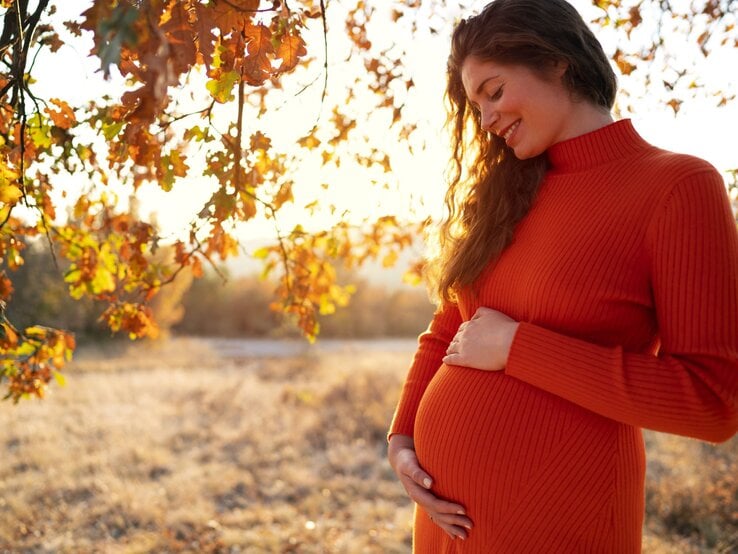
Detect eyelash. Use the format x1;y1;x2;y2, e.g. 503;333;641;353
470;86;503;112
489;86;503;101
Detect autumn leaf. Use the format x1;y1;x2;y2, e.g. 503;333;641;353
206;70;240;103
382;249;398;267
160;1;198;74
189;4;217;67
93;2;140;78
159;151;189;191
277;34;307;72
298;134;321;149
667;98;683;114
0;184;22;205
613;48;637;75
250;131;271;151
45;98;77;129
274;181;294;209
242;23;274;86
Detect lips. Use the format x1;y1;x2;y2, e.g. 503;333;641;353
498;120;521;143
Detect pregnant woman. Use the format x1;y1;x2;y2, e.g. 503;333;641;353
387;0;738;552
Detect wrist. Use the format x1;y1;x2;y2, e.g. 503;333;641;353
505;322;521;362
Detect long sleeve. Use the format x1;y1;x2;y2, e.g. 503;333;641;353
505;168;738;442
389;301;462;438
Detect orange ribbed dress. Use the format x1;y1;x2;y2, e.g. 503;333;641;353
389;120;738;553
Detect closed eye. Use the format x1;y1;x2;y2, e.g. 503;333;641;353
489;86;503;101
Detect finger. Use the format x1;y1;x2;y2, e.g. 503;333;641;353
406;482;467;516
429;511;474;530
403;465;433;490
429;517;469;540
428;512;469;540
443;353;461;365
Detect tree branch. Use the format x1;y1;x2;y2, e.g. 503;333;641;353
219;0;280;14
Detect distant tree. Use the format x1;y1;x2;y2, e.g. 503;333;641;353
174;273;283;337
0;0;735;399
4;240;104;337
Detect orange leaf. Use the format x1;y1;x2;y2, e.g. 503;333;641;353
45;98;76;130
210;0;256;34
161;1;197;74
189;4;217;67
277;34;307;72
242;23;274;86
298;134;321;150
613;49;636;76
666;98;682;114
191;256;204;278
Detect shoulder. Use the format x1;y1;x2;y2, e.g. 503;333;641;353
643;149;734;241
630;142;724;201
638;143;719;179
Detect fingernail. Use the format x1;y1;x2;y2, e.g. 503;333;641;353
456;510;465;515
423;478;432;488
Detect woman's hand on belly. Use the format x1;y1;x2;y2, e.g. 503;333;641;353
443;306;520;371
388;434;473;540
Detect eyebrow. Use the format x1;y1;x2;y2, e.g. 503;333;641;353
467;74;501;107
476;74;500;96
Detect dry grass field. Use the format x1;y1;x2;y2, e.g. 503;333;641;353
0;338;737;553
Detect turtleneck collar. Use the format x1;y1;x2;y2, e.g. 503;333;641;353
546;119;650;172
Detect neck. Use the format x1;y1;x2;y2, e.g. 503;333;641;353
559;103;614;144
546;119;650;172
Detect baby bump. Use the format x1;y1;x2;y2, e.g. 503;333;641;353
413;363;620;528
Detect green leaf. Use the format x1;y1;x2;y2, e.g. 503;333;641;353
206;70;240;103
97;3;140;78
28;113;52;149
102;120;124;140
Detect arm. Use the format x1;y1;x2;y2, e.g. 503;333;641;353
388;300;463;438
387;303;472;540
506;169;738;442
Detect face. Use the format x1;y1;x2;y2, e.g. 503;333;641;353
460;56;576;159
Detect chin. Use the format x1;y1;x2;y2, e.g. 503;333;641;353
511;144;544;160
511;148;533;160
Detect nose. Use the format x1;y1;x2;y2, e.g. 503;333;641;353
480;107;498;133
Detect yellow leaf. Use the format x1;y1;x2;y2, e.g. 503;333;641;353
92;267;116;294
274;182;294;209
206;70;240;103
0;184;22;205
382;250;398;268
253;246;271;259
53;371;67;387
298;134;321;150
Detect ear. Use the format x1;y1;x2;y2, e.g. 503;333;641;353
553;59;568;78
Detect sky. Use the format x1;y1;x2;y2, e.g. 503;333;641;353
26;0;738;259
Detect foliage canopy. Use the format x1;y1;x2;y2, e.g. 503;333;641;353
0;0;735;400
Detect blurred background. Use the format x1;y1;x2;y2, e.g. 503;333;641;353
1;0;737;552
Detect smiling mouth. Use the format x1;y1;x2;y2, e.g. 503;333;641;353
500;120;520;142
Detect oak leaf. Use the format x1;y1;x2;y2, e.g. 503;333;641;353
242;23;274;86
277;34;307;72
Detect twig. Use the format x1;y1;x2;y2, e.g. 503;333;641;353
219;0;280;14
312;0;328;130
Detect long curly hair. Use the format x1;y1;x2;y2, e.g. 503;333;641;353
434;0;617;302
